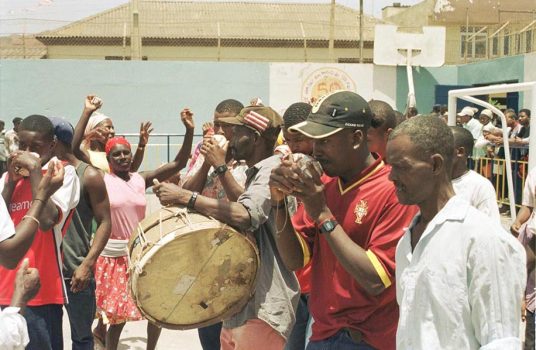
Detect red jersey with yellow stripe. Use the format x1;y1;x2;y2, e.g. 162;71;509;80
0;160;79;306
292;158;418;350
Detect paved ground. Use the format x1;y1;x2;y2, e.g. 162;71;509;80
62;316;203;350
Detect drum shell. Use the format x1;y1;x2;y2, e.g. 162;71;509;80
128;205;259;330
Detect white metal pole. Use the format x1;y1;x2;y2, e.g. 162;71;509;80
447;94;457;126
406;50;416;108
457;95;516;221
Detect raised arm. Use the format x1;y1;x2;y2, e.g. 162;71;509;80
131;122;153;172
272;160;392;296
72;95;102;164
141;108;195;187
200;139;244;201
0;161;65;269
269;160;307;271
182;123;216;193
9;152;60;231
70;166;111;293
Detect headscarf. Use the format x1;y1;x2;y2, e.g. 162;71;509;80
84;112;110;137
105;136;131;156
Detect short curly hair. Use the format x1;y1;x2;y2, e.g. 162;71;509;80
215;99;244;115
283;102;312;129
390;115;454;170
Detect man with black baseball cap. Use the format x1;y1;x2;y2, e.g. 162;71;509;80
270;91;417;349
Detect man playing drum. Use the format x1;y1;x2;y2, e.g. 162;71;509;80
153;105;299;350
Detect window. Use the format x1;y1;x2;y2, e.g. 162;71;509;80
526;30;533;53
503;29;510;55
492;36;499;56
105;56;148;60
460;26;487;59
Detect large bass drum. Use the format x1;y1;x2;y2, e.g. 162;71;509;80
128;205;259;329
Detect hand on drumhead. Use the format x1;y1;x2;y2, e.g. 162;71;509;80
153;182;190;206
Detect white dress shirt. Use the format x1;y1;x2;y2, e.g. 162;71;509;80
0;307;29;349
396;196;526;350
452;170;501;226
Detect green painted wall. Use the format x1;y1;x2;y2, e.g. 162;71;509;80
457;55;524;86
396;65;458;113
396;54;527;113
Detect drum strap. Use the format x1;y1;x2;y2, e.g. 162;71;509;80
131;207;194;275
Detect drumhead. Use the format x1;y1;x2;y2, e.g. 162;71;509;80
129;206;259;329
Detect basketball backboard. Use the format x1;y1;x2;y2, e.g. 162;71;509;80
373;24;446;67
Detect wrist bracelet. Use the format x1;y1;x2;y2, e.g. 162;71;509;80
33;198;46;204
22;215;40;226
187;192;198;210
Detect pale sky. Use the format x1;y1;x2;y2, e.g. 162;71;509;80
0;0;424;35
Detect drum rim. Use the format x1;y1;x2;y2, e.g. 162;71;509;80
129;207;260;330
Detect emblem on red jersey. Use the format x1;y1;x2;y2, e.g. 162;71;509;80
354;200;368;224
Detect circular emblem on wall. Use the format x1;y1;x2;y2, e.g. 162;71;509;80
302;67;356;103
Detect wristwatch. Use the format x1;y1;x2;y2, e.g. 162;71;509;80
214;164;228;176
317;217;338;234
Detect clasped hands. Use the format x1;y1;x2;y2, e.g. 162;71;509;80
269;156;327;221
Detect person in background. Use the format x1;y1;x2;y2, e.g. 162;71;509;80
182;99;246;202
387;116;526;349
450;126;501;225
181;98;245;350
430;104;441;117
406;106;418;119
458;106;481;140
280;102;314;350
48;116;112;350
367;100;397;159
72;95;151;173
394;110;406;126
5;117;22;154
0;120;7;174
485;109;522;213
94;108;194;350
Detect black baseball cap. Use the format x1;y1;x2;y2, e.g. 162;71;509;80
289;91;372;139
